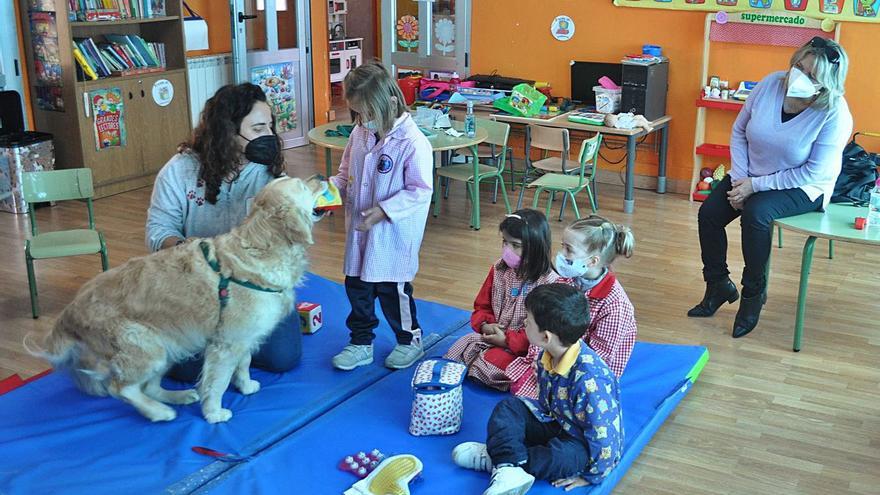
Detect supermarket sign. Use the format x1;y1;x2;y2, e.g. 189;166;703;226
734;11;823;28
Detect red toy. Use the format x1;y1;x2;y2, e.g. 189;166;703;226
855;217;867;230
339;449;387;478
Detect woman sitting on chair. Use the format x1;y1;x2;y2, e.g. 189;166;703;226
688;37;852;339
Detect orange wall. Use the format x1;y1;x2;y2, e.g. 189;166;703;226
185;0;330;125
470;2;880;182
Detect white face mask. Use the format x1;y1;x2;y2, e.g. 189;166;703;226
786;67;821;99
555;252;589;278
362;120;378;131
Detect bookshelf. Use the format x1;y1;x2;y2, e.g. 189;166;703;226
19;0;191;198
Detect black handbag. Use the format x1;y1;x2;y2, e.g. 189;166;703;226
831;133;879;204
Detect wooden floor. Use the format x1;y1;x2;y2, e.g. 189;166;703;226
2;146;879;494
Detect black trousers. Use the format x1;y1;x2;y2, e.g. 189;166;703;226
698;175;822;296
486;397;589;481
345;276;420;346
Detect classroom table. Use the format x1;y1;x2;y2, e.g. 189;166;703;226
773;203;880;351
489;112;671;214
307;121;488;177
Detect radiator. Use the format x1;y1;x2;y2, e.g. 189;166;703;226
186;54;233;128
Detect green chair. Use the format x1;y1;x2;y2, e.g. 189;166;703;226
22;168;109;318
433;119;513;230
529;134;602;220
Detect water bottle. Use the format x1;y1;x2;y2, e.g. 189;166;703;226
868;178;880;228
465;100;476;138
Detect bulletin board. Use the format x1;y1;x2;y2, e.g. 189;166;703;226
613;1;880;24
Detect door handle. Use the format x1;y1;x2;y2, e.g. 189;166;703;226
238;12;257;22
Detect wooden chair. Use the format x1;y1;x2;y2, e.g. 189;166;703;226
434;119;512;230
529;134;602;220
22;168;109;318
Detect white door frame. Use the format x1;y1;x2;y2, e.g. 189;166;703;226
381;0;472;77
230;0;313;148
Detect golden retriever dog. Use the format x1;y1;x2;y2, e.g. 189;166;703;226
26;176;324;423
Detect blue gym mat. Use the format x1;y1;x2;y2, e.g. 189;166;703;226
0;273;469;495
195;332;709;495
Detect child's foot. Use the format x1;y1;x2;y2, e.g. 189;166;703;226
384;342;424;369
483;466;535;495
452;442;492;472
332;344;374;370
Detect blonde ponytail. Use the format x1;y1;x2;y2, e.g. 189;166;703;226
566;215;635;267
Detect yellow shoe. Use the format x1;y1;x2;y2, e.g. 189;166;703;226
344;454;423;495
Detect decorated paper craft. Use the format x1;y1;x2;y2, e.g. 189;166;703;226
251;63;298;132
551;15;576;41
614;0;880;22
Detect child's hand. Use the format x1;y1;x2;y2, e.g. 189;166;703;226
552;476;590;491
481;327;507;348
355;206;387;232
480;322;503;335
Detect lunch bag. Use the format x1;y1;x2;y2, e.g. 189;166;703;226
409;358;467;436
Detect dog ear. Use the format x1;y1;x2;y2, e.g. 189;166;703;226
273;204;314;246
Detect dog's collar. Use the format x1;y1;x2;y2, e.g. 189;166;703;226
200;241;283;308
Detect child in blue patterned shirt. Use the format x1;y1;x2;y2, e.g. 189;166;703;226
452;283;623;494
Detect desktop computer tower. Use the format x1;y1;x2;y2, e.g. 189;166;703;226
621;61;668;121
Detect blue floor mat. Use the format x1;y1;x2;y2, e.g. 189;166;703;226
0;273;469;495
197;330;709;495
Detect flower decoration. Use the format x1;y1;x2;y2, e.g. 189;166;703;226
397;15;419;52
434;17;455;55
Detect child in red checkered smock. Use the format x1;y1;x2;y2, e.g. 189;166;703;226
556;215;637;379
444;210;558;398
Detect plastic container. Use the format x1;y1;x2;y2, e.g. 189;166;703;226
868;178;880;228
465;100;476;138
396;76;422;105
593;86;622;114
642;44;662;56
0;131;55;214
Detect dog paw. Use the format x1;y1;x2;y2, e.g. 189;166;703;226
176;389;200;405
204;408;233;424
237;379;261;395
147;406;177;422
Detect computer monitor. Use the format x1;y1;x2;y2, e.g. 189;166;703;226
570;61;623;105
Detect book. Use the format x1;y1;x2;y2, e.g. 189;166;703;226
150;0;165;16
72;46;99;80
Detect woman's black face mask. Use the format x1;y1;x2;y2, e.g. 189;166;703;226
240;134;280;165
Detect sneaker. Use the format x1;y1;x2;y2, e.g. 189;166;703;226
483;466;535;495
452;442;492;472
384;342;425;369
332;344;373;371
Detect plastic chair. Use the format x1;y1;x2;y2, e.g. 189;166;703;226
517;124;593;217
22;168;109;318
434;119;512;230
529;134;602;220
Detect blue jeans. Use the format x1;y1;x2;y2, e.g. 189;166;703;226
167;309;303;382
486;397;589;481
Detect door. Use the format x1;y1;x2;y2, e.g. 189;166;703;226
230;0;313;148
138;72;193;174
381;0;471;77
77;79;143;187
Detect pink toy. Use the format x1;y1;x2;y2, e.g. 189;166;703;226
339;449;387;479
598;76;620;90
855;217;867;230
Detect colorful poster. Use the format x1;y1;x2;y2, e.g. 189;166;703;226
90;88;127;150
35;85;64;112
613;0;880;23
29;12;62;86
250;62;298;132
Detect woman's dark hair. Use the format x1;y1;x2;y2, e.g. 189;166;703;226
499;209;552;284
179;83;284;204
525;283;590;347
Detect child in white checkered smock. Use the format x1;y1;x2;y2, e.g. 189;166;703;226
329;62;434;372
444;209;559;397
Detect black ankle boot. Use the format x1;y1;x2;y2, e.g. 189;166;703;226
687;278;739;317
732;292;765;338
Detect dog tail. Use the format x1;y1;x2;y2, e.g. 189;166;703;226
24;319;110;397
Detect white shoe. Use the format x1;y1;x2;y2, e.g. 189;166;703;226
452;442;493;472
332;344;373;371
384;342;425;369
483;466;535;495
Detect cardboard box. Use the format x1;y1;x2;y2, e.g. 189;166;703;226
297;302;323;334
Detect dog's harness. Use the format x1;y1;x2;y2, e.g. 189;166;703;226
200;241;283;308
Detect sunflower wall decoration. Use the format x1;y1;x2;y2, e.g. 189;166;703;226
397;15;419;51
434;17;455;55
